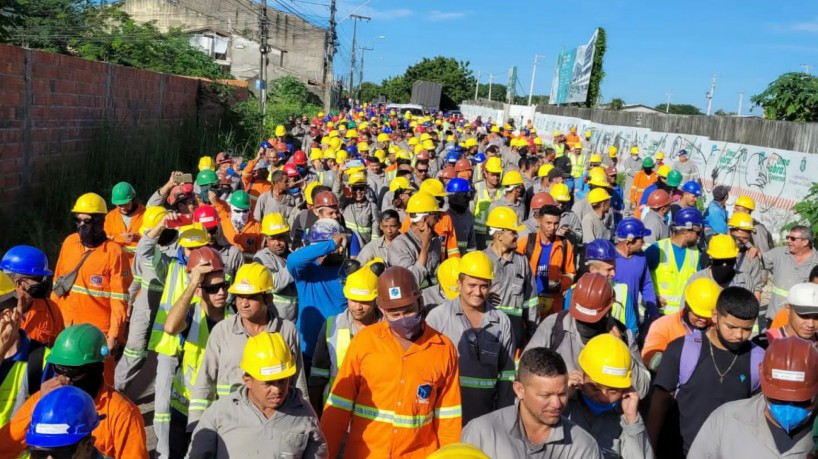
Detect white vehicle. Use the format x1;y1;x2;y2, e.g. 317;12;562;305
385;103;425;117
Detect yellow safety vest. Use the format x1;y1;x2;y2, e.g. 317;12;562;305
555;144;565;157
569;153;586;178
149;259;192;356
0;360;26;427
473;182;502;235
322;314;353;402
610;282;641;325
650;239;699;315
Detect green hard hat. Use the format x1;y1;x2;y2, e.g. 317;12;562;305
111;181;136;206
196;169;219;187
229;190;251;210
47;324;109;367
642;157;655;168
666;170;683;188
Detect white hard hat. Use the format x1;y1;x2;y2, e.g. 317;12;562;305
787;283;818;315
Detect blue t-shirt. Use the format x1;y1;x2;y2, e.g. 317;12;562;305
535;242;553;294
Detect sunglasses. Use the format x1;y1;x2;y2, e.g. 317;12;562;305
201;282;228;294
233;208;250;214
75;217;94;226
352;186;367;192
416;168;429;173
787;236;804;241
53;364;89;381
31;445;80;459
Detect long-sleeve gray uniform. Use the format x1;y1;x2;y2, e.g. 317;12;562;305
483;247;539;350
342;200;380;244
253;248;298;322
641;210;669;246
561;210;583;248
426;299;516;425
523;312;651;399
582;211;612;243
388;229;442;289
622;156;643;206
761;247;818;320
680;267;756;308
187;386;327;459
564;398;654;459
253;192;300;224
355;237;391;265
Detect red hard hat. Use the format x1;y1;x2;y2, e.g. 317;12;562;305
647;189;672;208
186;246;225;272
569;273;614;323
416;151;430;162
313;190;339;208
215;152;232;164
275;141;288;153
761;336;818;401
439;167;456;180
605;166;618;176
282;163;299;178
377;266;421;310
454;158;473;172
168;183;194;205
530;192;556;210
292;150;307;165
193;205;220;228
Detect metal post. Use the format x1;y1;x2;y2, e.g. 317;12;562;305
259;0;269;115
528;54;545;106
322;0;336;112
665;93;672;113
348;14;370;101
488;73;494;101
705;74;717;116
474;71;480;100
737;92;744;116
358;46;373;99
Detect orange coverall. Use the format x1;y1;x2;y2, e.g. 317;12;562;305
0;384;148;458
321;321;462;459
103;204;145;266
641;310;692;367
400;212;461;260
213;200;264;259
242;159;273;214
21;298;64;348
630;170;657;219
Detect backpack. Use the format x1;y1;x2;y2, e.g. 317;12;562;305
549;310;629;350
676;331;764;395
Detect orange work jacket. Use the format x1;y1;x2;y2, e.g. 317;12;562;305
21;298;64;348
630;171;657;219
104;204;145;266
515;232;575;319
400;213;460;260
214;200;264;260
641;310;692;367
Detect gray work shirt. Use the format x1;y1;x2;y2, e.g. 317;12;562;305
342;200;380;244
518;216;539;241
388;229;442;289
489;196;526;224
426;299;516;424
573;197;591;223
187;386;327;459
483;247;538;350
761;247;818;319
688;394;814;459
582;211;612;243
523;313;652;399
355;237;391;265
447;209;476;255
253;192;300;224
680;267;755;309
752;219;774;253
187;310;307;429
462;405;603;459
641;210;669;246
214;242;244;282
131;233;170;312
422;285;448;314
561;211;583;248
672;159;699;184
564;398;654;459
736;249;763;295
253;248;298;322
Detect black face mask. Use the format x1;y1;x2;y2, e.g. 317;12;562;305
56;362;104;398
157;228;178;246
77;219;107;248
575;318;609;342
323;252;345;266
448;194;470;212
199;184;212;204
715;326;746;352
26;278;52;299
711;259;737;285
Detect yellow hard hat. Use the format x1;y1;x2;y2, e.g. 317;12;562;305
465;138;478;148
414;145;425;155
685;277;721;317
377;133;390;143
537;164;554;178
422;140;435;151
198;156;214;171
608;146;618;157
0;272;15;303
530;127;537;134
588;188;611;204
374;149;386;163
420;133;432;142
329;137;342;150
735;195;756;211
139;206;168;235
346;166;365;177
509;138;520;148
274;125;286;137
327;123;336;130
344;258;382;302
501;170;524;187
552;130;562;137
328;129;339;138
71;193;107;214
534;137;543;145
396;150;412;161
437;257;462;300
728;212;755;231
573;141;582;150
336;150;348;164
584;130;592;138
629;146;639;154
550;183;572;202
323;150;337;161
388;145;399;155
178;224;209;249
228;262;274;295
320;137;330;146
578;334;632;389
389;177;412;193
656;151;665;160
588;168;610;188
459;251;494;281
657;165;671;178
426;442;490;459
490;125;500;133
484;157;503;174
420;178;447;197
486;206;523;232
358;121;369;130
406;192;439;213
261;213;290;236
309;148;323;161
240;332;296;382
349;172;367;186
345;129;359;139
706;234;739;259
408;137;420;146
358;142;370;152
570;127;577;133
589;154;603;164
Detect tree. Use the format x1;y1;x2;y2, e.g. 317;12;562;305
586;28;607;108
609;98;625;110
751;72;818;122
0;0;23;41
476;83;507;103
358;82;382;104
265;76;321;128
655;103;703;115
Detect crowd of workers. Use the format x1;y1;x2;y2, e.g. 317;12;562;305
0;106;817;459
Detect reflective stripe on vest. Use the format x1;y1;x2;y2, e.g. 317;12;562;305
322;315;352;402
148;260;191;355
651;239;699;315
325;393;462;426
569;154;586;178
771;285;789;298
473;184;501;234
610;283;631;325
0;361;26;426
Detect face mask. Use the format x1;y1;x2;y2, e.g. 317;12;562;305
26;278;52;299
715;325;745;352
199;184;212;204
387;313;424;340
711;265;736;285
176;248;189;266
581;392;618;416
768;402;812;434
231;207;249;229
575;318;608;341
77;219;107;248
288;186;301;196
157;228;178;247
296;166;305;176
448;194;470;211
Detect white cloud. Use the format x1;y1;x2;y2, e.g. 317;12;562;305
427;10;470;21
772;17;818;33
368;8;415;20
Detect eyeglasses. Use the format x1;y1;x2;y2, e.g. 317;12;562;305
352;186;367;192
201;282;228;294
31;445;80;459
787;236;805;241
233;208;249;214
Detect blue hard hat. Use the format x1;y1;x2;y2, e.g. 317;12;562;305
585;239;617;262
260;141;272;149
27;386;100;449
454;144;463;153
446;151;460;164
0;245;52;277
382;126;393;134
615;217;652;241
473;153;486;163
446;178;472;194
673;207;704;228
680;181;702;197
678;149;688;156
346;145;358;156
309;218;343;243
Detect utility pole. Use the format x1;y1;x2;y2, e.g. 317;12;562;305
474;71;480;100
665;93;672;113
801;64;814;74
488;73;494;101
705;74;717;116
259;0;270;115
528;54;546;105
348;14;370;101
737;92;744;116
358;46;373;99
322;0;337;113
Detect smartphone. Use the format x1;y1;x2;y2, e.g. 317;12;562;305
174;173;193;184
165;214;193;229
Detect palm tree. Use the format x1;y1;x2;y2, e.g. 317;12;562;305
609;98;625;110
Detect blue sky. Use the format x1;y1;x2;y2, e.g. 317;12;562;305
286;0;818;113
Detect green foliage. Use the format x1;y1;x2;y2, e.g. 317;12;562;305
357;82;383;103
380;75;410;104
609;98;625;110
0;0;23;41
476;83;507;102
654;103;703;115
586;28;606;108
788;182;818;235
264;76;321;132
751;72;818;122
378;56;475;110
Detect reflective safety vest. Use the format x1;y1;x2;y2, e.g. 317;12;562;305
322;314;353;402
170;303;230;416
472;183;502;235
554;144;565;157
650;239;699;315
569;153;586;178
148;259;192;356
345;204;375;241
0;340;29;427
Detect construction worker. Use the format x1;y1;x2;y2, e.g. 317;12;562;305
192;204;243;282
423;256;461;313
104;181;145;266
638;167;682;216
565;126;580;146
390;192;443;289
703;185;730;240
680;235;756;306
252;170;300;224
760;225;818;327
427;251;516;424
241;156;273;214
575;158;604;201
732;195;774;252
160;246;230;457
321;266;462;458
520;191;556;240
672;149;699;185
641;277;720;371
454;158;473;183
550;183;582;247
604;145;618;168
567;142;587;192
612;218;659;336
629;158;656;219
446;178;477;255
187;263;307;430
308;259;383;414
24;386;109;459
396;179;461;261
646;207;704;316
473;157;504;249
524;273;651;398
343;171;380;244
517;204;576;320
622;147;642;209
727;212;764;301
670;180;702;217
357;210;401;264
0;245;64;349
189;332;326;458
211;190;264;260
566;334;654;459
484;206;538;350
488;171;526;224
0;324;148;458
655;151;665;167
647;286;763;456
642;189;671;245
690;336;818;457
461;347;602;458
253;213;298;321
581;188;612;244
0;273;30;426
52;193;132;383
765;282;818;343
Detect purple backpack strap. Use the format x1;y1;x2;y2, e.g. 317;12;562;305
676;329;703;395
750;343;765;392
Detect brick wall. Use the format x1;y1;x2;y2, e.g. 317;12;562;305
0;44;245;206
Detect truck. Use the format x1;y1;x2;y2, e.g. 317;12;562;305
411;81;442;111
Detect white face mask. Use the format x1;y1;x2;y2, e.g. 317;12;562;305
230;206;249;229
